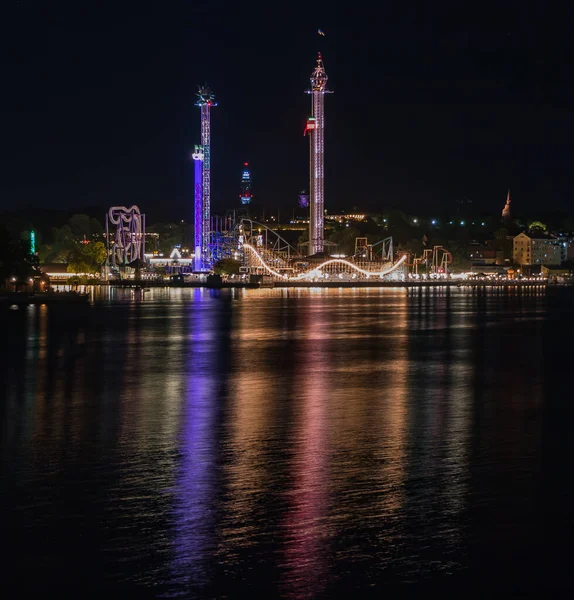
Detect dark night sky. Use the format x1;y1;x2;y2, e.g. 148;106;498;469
1;1;573;222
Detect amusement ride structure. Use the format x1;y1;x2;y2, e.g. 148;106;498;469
183;53;409;282
191;145;204;272
102;54;440;283
105;205;146;269
194;86;217;271
409;246;453;277
304;53;332;256
238;219;407;281
201;217;407;281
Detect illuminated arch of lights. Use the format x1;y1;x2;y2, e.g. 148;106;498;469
242;243;407;280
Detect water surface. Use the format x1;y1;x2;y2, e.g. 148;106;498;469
1;287;573;597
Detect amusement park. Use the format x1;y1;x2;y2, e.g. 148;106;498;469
98;54;456;287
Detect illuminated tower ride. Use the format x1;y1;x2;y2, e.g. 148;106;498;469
195;86;217;269
305;53;332;255
239;162;253;205
191;145;204;271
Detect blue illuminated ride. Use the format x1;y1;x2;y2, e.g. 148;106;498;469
239;162;253;205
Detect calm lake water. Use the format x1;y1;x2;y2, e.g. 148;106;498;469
1;287;573;598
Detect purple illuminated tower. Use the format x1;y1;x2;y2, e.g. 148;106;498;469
192;145;204;271
304;53;332;255
195;86;217;269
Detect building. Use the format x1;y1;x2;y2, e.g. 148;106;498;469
555;236;573;263
468;241;510;274
146;248;194;275
484;238;512;265
513;232;562;267
325;213;366;223
469;245;497;267
541;265;573;283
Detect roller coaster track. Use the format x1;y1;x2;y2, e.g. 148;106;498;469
242;243;407;281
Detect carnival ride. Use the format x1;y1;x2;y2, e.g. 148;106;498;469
194;85;217;270
207;217;407;281
305;53;332;256
191;145;204;271
106;205;146;267
408;246;453;276
172;52;448;283
353;237;394;262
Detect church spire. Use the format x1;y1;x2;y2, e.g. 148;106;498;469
502;189;511;222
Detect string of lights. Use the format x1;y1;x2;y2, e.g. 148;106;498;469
242;244;407;280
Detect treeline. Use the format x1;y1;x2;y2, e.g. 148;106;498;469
0;210;193;270
296;209;522;269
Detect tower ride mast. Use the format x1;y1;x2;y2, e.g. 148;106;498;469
195;86;217;269
305;53;332;256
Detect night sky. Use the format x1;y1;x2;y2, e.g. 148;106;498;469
1;1;573;221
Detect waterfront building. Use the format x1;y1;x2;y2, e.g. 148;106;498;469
555;236;573;263
541;264;573;283
469;245;498;268
513;231;562;266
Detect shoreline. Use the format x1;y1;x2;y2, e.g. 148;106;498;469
104;279;554;289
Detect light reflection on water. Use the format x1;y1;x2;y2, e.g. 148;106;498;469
1;286;569;596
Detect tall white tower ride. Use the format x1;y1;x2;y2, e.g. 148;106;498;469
305;53;332;256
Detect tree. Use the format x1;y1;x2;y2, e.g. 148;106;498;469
385;209;415;244
327;225;362;255
68;214;103;239
67;241;107;275
297;229;309;247
398;237;425;257
0;225;39;285
148;222;190;255
213;258;241;275
42;224;75;263
528;220;547;232
494;227;509;240
446;240;471;272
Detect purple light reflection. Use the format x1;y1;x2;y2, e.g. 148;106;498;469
170;295;218;589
